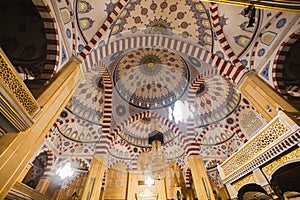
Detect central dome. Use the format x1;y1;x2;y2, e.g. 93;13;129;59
113;47;189;109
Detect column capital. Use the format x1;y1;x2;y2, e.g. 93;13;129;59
94;154;108;164
236;70;256;91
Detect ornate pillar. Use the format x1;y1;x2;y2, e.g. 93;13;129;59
0;58;83;198
155;179;167;200
224;184;237;199
53;188;64;200
173;187;183;200
253;169;279;199
186;189;194;200
218;186;230;200
81;155;107;200
188;156;215;200
237;72;298;122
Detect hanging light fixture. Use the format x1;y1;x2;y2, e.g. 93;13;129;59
137;118;169;180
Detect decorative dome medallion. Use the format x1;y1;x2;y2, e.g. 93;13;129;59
113;48;190;109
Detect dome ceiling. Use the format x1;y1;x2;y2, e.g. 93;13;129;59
43;0;290;177
0;0;46;78
192;75;240;127
119;116;177;147
110;0;213;50
113;47;189;109
66;70;105;125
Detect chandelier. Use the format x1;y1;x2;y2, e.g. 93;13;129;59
136;189;158;200
137;130;169;180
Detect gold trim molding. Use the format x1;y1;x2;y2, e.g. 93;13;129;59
232;173;256;192
201;0;300;13
262;147;300;179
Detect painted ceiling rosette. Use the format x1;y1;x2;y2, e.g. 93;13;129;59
109;0;213;50
113;47;190;109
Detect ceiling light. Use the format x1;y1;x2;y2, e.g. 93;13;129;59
137;129;169;180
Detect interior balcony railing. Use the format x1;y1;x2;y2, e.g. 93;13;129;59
0;48;40;134
217;110;300;198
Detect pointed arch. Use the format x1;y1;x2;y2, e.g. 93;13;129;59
35;148;55;178
210;3;247;68
272;30;300;94
31;0;60;78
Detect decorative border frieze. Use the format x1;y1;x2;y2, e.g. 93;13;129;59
262;147;300;180
0;49;39;116
232;173;257;192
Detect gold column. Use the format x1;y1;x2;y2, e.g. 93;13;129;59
0;134;18;155
126;171;134;200
237;72;298;122
218;186;230;200
53;188;64;200
35;177;52;194
81;155;107;200
155;179;167;200
188;156;215;200
186;189;194;200
0;58;83;198
253;169;278;199
16;163;33;183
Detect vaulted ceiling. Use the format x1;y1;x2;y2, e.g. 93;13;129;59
3;0;299;187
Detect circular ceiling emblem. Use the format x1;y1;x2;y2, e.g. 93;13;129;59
113;47;190;109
